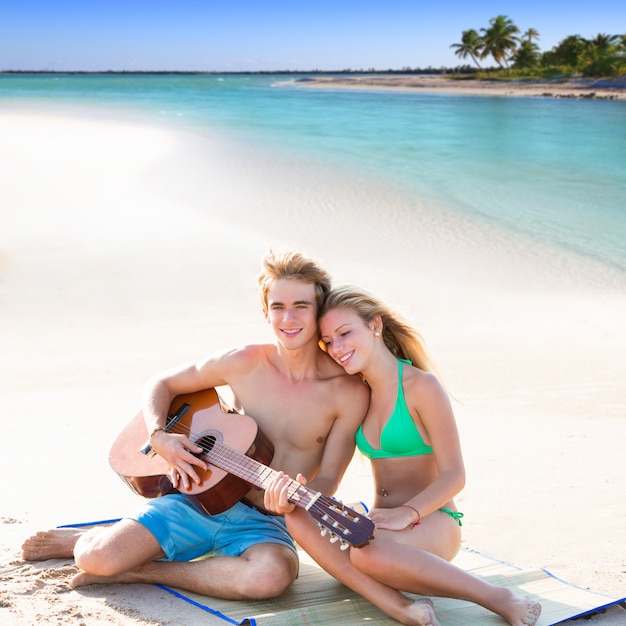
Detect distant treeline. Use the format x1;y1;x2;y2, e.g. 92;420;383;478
450;15;626;78
3;15;624;79
1;68;481;76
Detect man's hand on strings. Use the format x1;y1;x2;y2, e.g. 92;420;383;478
150;430;207;491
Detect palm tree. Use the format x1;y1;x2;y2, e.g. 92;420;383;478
450;29;484;69
583;33;620;53
542;34;586;68
480;15;521;69
580;33;623;76
513;40;541;69
523;28;540;44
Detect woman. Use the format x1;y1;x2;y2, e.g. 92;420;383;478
266;285;541;626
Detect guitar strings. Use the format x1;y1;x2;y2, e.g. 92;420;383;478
159;423;331;509
153;415;371;545
157;405;311;501
163;424;359;510
157;421;278;489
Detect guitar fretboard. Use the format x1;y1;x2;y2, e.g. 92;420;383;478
201;439;318;510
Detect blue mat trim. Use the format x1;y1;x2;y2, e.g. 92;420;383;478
57;519;122;528
59;520;625;626
538;568;625;624
57;519;255;625
155;584;255;625
460;550;625;625
467;549;625;624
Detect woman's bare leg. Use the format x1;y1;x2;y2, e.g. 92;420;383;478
286;508;439;626
351;537;541;626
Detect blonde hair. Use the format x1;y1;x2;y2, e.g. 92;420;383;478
320;285;434;373
257;250;331;316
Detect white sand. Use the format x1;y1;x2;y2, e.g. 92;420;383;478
302;74;626;99
1;108;624;624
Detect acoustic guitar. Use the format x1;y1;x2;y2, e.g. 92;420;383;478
109;388;374;549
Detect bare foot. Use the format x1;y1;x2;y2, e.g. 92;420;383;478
21;528;84;561
71;571;109;587
508;597;542;626
406;598;440;626
71;568;140;588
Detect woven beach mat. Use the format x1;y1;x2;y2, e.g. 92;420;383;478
161;549;625;626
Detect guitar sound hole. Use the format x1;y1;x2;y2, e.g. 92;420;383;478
195;435;216;457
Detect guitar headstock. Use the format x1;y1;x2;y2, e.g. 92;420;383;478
308;495;375;549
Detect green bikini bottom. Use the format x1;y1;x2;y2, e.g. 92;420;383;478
440;508;464;526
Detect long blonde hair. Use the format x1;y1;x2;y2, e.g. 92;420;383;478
320;285;435;373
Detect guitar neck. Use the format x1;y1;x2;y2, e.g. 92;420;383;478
204;437;374;549
206;441;320;509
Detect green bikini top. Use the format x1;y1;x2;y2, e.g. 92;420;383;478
355;359;434;460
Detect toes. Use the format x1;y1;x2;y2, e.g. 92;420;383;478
410;599;439;626
523;599;542;626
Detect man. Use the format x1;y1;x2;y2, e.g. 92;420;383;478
22;250;369;600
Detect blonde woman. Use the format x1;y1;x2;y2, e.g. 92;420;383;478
266;286;541;626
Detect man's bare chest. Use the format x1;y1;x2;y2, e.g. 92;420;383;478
231;378;334;451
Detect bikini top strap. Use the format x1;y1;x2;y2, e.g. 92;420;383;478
398;358;411;391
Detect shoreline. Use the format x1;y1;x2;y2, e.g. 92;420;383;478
1;109;624;624
298;74;626;100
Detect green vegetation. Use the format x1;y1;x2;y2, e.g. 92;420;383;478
451;15;626;79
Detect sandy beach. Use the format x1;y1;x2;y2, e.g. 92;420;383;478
301;74;626;99
1;107;624;625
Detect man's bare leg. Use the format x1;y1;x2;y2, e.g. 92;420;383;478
72;519;165;577
73;542;299;601
22;527;86;561
23;518;298;601
285;509;439;626
21;519;159;566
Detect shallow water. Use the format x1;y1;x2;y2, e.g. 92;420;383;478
2;73;625;274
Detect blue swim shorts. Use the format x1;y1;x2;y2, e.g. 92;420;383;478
127;493;296;562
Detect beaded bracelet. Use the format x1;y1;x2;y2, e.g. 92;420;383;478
401;504;421;527
149;425;167;448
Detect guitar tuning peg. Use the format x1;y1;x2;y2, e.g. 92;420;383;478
329;534;339;544
339;540;350;551
318;525;328;537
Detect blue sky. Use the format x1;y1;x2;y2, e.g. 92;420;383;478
2;1;624;72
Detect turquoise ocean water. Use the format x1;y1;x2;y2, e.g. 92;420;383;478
1;73;625;273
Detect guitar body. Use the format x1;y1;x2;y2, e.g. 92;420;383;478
109;388;274;514
110;388;375;548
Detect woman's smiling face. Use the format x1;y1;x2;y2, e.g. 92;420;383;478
320;307;373;374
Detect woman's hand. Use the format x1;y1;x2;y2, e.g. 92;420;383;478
368;505;417;531
264;471;307;515
151;430;207;491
